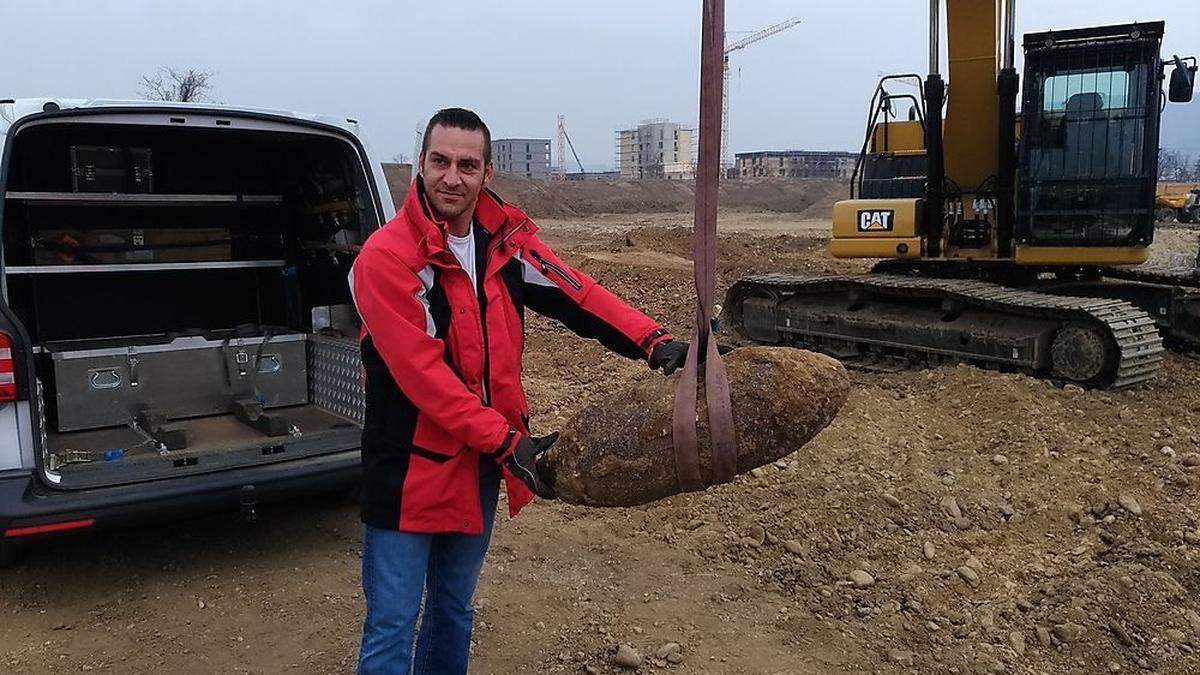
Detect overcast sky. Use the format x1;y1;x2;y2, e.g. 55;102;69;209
4;1;1198;170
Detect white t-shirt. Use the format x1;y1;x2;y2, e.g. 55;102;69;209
445;225;487;401
445;227;478;296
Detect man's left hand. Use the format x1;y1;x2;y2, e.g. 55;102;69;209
504;433;559;499
649;340;689;375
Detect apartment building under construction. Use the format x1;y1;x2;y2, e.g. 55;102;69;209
734;150;856;179
492;138;552;178
615;120;694;180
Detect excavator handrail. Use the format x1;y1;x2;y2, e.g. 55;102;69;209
862;74;927;132
851;73;928;199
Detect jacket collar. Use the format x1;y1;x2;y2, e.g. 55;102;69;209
396;175;537;270
398;176;515;259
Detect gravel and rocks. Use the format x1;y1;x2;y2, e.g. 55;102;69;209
6;206;1200;674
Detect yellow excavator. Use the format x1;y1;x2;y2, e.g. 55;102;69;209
724;0;1198;389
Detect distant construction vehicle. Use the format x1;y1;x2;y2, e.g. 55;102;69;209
724;0;1198;390
1156;188;1200;223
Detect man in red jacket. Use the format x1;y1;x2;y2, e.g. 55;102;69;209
351;108;687;674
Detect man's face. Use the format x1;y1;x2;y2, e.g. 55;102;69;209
420;125;493;223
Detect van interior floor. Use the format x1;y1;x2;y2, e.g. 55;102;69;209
46;404;361;487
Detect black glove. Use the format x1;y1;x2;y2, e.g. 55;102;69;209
504;432;558;499
649;340;688;375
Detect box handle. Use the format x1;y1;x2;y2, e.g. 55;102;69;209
256;353;282;374
88;368;122;390
126;349;140;387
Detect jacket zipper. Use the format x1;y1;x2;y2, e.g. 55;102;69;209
490;217;529;254
479;295;492;407
472;228;492;406
529;249;583;291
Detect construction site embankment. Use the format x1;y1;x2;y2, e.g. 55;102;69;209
382;163;845;219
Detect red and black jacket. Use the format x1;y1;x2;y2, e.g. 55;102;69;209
349;178;672;533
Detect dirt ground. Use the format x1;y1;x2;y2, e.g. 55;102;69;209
4;203;1200;674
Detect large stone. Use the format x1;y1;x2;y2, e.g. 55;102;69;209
1053;623;1085;643
542;347;849;506
1118;494;1143;516
887;649;915;666
654;642;682;659
849;569;876;588
613;644;642;670
956;566;981;588
1009;630;1026;656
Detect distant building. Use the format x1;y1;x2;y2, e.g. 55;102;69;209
492;138;551;178
616;120;694;180
735;150;857;179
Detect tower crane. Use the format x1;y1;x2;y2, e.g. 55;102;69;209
555;114;587;180
722;17;802;171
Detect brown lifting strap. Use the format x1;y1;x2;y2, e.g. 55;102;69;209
672;0;737;493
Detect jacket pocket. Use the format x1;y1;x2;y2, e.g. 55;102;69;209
411;412;464;458
528;249;583;291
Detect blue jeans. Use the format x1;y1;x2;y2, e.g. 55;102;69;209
358;460;500;675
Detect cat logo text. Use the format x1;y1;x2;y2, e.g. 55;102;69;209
857;209;895;232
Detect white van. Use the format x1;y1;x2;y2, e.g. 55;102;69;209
0;98;393;564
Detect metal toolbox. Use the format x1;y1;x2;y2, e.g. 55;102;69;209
307;333;363;425
70;145;153;193
44;332;307;432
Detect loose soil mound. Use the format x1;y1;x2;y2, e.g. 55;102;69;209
381;163;844;218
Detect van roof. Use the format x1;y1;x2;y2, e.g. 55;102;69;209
0;98;363;136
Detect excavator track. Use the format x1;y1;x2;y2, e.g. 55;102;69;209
723;273;1164;390
1102;259;1200;288
1092;257;1200;350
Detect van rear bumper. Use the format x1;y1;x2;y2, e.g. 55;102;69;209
0;449;359;538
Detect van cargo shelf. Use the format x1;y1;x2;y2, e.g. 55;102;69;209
4;191;283;206
6;260;285;274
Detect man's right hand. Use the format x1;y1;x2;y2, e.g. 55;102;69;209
649;340;689;375
504;432;558;500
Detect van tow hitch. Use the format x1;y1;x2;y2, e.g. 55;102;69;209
240;485;258;522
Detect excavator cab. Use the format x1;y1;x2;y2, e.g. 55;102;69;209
831;8;1195;267
1017;23;1166;252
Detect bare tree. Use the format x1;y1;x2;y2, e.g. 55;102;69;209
391;152;410;165
1159;149;1189;182
1177;153;1194;182
139;67;216;103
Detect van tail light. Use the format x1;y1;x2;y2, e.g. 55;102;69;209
0;332;15;402
4;518;95;538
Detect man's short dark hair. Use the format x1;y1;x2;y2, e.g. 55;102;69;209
422;107;491;165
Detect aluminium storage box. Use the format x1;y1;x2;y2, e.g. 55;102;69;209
70;145;154;193
307;333;364;425
45;332;307;432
